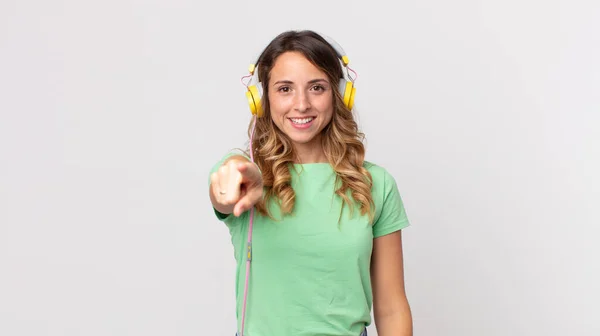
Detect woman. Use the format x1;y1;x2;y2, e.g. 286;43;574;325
208;30;412;336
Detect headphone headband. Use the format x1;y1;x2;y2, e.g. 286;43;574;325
249;32;349;73
317;33;350;67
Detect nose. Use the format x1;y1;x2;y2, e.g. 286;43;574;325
293;90;311;112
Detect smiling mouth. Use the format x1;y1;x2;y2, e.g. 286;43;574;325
289;117;315;125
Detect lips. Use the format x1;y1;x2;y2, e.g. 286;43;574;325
288;116;316;129
289;117;315;125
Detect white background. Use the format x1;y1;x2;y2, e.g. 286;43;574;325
1;0;598;335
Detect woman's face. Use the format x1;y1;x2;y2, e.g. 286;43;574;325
267;51;334;149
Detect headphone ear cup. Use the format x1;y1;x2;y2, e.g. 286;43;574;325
348;86;356;110
247;84;264;117
246;90;257;115
338;78;354;110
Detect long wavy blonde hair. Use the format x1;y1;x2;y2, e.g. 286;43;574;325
245;30;374;223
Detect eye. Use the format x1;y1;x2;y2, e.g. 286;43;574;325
311;85;326;92
277;86;290;93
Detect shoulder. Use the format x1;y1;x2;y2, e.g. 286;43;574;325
362;160;398;190
362;160;410;234
363;160;386;174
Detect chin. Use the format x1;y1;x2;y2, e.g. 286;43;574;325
287;134;317;144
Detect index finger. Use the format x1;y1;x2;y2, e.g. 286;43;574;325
236;161;261;182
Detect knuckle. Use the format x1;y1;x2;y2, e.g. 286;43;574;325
227;160;239;169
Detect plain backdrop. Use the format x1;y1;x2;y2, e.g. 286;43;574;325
1;0;598;335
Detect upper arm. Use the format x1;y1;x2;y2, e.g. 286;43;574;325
371;230;408;316
370;166;411;315
371;168;409;238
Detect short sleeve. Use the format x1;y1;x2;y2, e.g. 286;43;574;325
208;149;250;221
372;170;410;238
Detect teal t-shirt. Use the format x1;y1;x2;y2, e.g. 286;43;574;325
209;153;410;336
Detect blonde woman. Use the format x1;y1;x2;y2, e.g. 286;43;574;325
209;30;412;336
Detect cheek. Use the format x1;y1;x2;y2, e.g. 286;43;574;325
268;96;291;117
314;96;335;118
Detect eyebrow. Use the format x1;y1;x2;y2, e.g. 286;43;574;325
273;78;329;86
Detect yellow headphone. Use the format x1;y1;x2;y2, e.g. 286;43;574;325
245;33;356;117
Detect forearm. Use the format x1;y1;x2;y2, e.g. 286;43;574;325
374;300;413;336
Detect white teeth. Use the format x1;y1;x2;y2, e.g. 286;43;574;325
290;117;314;124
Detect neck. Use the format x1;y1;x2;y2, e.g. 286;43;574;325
293;141;327;164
